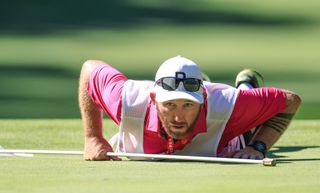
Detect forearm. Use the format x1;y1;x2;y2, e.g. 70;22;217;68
250;113;295;150
78;60;121;161
78;61;104;139
250;90;301;150
80;90;104;139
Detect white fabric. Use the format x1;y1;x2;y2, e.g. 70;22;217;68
218;82;251;157
238;82;254;90
154;55;204;104
110;80;239;157
110;80;154;154
155;55;202;82
172;82;239;156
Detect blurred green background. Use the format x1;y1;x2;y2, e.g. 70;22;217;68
0;0;319;119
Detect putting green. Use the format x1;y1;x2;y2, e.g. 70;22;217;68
0;119;319;193
1;0;320;119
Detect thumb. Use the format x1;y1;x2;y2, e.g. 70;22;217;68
222;151;236;158
105;152;122;161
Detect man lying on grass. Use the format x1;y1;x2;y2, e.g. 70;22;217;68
78;56;301;161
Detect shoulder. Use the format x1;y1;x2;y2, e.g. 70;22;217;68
124;80;154;92
121;80;154;118
203;82;238;98
204;82;239;117
203;82;236;91
122;80;154;106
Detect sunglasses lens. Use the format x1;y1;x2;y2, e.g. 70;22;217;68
183;79;200;92
157;77;201;92
161;77;176;91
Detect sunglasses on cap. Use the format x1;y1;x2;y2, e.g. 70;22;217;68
155;72;202;92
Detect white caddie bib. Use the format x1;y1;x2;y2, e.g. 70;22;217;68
109;80;239;157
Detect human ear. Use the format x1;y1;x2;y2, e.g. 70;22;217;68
149;92;156;105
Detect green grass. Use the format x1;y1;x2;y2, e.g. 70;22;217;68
1;2;319;192
0;119;319;193
0;25;319;118
0;0;320;118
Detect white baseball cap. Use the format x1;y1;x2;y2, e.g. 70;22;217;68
154;55;204;104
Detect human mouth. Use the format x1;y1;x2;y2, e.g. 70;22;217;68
170;124;186;130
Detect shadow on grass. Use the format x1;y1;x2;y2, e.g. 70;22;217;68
0;0;313;34
1;64;319;118
268;146;320;164
269;145;320;157
0;65;79;118
0;65;77;78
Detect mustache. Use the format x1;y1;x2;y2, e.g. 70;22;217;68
170;122;187;127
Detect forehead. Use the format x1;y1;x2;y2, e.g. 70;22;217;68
161;99;197;104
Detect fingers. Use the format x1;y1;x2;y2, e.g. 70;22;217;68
105;151;122;161
222;151;236;158
84;136;122;161
222;148;264;160
84;149;122;161
85;153;121;161
109;155;122;161
232;150;264;160
94;151;122;161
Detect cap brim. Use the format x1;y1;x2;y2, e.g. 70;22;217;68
154;86;203;104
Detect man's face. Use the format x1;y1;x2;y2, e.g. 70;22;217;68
155;99;202;139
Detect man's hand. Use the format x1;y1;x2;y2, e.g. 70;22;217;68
79;60;121;161
224;146;264;160
84;136;121;161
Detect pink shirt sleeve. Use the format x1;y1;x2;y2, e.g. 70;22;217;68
217;87;287;153
87;64;128;125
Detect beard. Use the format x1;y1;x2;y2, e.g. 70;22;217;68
159;110;201;140
164;122;194;139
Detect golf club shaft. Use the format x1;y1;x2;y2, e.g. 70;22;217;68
0;149;83;155
107;152;276;166
0;149;276;166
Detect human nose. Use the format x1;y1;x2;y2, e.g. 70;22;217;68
173;109;185;122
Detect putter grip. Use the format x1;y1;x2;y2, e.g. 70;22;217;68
262;158;276;166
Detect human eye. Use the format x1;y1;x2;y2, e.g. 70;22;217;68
184;102;195;109
163;102;176;109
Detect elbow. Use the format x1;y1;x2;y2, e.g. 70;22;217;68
291;92;302;110
82;60;105;73
80;59;109;79
284;91;302;114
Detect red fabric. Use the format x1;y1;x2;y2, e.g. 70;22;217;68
88;64;287;155
87;64;127;125
217;88;287;153
88;64;207;153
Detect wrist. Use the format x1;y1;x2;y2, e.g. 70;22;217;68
84;135;104;143
248;140;267;157
85;132;104;139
